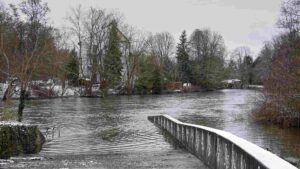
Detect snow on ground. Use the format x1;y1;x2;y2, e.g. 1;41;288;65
0;82;81;99
0;121;31;127
52;85;78;97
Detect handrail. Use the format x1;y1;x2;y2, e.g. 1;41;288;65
148;115;297;169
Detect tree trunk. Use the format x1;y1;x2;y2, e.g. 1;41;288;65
17;89;26;122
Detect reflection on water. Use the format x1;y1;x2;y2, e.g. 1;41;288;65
2;89;300;168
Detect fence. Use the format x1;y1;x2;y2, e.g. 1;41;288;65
148;115;296;169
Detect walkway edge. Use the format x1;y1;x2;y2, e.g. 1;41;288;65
148;115;297;169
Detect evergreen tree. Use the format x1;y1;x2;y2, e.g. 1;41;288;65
176;30;191;83
152;66;162;94
240;55;253;85
65;49;79;86
103;20;122;88
191;57;224;90
135;55;162;94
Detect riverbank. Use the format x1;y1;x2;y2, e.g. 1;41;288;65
254;102;300;128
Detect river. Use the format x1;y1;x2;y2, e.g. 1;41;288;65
1;89;300;168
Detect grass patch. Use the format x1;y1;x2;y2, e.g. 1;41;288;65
97;128;119;141
0;108;17;121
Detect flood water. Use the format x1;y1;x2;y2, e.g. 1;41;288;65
2;89;300;168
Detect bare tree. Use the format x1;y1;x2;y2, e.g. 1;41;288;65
277;0;300;34
231;46;253;85
252;43;274;84
0;0;57;121
120;26;148;93
83;7;113;83
231;46;252;66
146;32;175;67
189;29;225;61
67;5;84;77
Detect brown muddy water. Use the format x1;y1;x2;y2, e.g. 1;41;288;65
1;89;299;168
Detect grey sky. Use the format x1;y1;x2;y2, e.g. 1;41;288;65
4;0;283;57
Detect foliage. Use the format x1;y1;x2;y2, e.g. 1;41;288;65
255;0;300;127
0;0;54;121
189;28;226;89
152;67;162;94
224;59;239;80
97;128;119;141
103;20;123;88
135;55;162;94
0;108;17;121
176;30;191;83
252;43;274;84
64;49;79;86
240;55;253;85
263;35;300;117
191;57;224;90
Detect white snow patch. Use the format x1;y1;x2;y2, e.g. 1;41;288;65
10;157;44;161
0;121;31;127
0;159;14;165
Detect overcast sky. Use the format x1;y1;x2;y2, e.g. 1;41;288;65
3;0;283;57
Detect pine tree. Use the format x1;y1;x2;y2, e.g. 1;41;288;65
103;20;123;88
152;66;162;94
176;30;190;83
65;49;79;86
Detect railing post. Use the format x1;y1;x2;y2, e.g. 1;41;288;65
168;119;170;132
197;128;202;158
168;119;171;133
204;131;208;164
164;117;168;129
183;125;187;145
213;134;217;169
193;127;196;152
174;123;178;139
186;126;190;148
168;119;171;132
158;116;161;126
179;125;183;143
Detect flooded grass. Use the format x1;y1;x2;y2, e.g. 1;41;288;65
0;108;17;121
97;128;120;141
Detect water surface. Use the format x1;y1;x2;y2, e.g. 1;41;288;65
2;89;300;168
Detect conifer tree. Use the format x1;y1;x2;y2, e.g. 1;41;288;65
176;30;190;83
65;49;79;86
104;20;123;88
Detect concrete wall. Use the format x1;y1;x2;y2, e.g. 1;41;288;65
148;115;296;169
